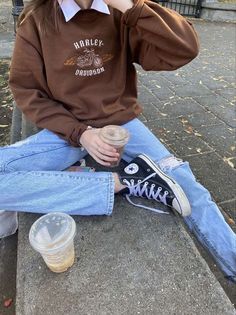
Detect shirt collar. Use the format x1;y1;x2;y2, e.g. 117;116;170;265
58;0;110;22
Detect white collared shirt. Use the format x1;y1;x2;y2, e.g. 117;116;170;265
57;0;110;22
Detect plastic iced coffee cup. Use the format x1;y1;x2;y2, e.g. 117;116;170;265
29;213;76;273
99;125;130;167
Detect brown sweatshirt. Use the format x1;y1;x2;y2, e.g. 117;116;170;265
9;0;199;147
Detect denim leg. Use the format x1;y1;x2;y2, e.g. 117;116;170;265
164;161;236;278
121;118;236;278
121;118;171;162
1;129;85;172
0;129;114;216
0;170;114;215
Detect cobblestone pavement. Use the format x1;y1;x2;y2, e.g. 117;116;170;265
0;0;14;33
0;0;235;313
136;20;236;228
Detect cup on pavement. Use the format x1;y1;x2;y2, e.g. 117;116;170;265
29;212;76;273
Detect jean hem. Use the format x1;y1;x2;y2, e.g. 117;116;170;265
106;173;115;216
185;215;236;277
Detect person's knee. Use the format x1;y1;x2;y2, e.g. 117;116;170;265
158;156;196;181
158;155;185;171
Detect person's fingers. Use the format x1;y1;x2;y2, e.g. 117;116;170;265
97;146;119;158
92;154;113;166
90;145;118;162
96;140;120;157
96;150;119;162
96;138;117;152
80;131;121;166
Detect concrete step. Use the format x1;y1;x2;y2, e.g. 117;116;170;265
0;32;14;58
16;201;236;315
201;1;236;22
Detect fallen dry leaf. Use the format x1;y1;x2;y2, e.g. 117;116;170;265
3;298;13;308
184;126;193;134
158;128;166;134
223;157;235;168
0;124;8;128
228;218;235;225
181;118;188;124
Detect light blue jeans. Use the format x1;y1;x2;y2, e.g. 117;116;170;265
0;118;235;279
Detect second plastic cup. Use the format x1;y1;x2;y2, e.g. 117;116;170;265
99;125;130;167
29;212;76;273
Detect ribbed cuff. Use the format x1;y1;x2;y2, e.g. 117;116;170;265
69;124;88;147
122;0;145;27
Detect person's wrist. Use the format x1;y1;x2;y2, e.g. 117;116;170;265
78;126;93;148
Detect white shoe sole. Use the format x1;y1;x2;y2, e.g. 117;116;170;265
0;211;18;238
138;154;191;217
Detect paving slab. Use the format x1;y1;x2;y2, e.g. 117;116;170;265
187;152;236;204
193;124;235;158
172;84;213;98
0;234;17;315
0;32;15;58
154;98;206;117
141;102;162;121
159;72;189;85
215;88;236;104
148;118;195;142
165;135;213;157
219;200;236;233
137;85;158;103
16;205;235;315
150;85;176;101
172;69;210;85
193;95;236;128
183;111;221;128
221;75;236;86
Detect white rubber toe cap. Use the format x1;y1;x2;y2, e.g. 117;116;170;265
173;198;191;217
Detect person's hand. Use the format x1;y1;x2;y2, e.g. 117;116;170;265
79;128;120;166
103;0;133;13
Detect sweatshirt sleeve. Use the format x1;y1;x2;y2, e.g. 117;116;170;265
9;28;87;147
122;0;200;71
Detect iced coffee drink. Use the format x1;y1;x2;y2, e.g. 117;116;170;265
43;243;75;273
29;213;77;273
99;125;130;167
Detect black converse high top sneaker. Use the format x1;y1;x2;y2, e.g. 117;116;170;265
119;154;191;217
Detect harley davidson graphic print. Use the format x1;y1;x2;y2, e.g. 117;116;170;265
64;38;113;77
